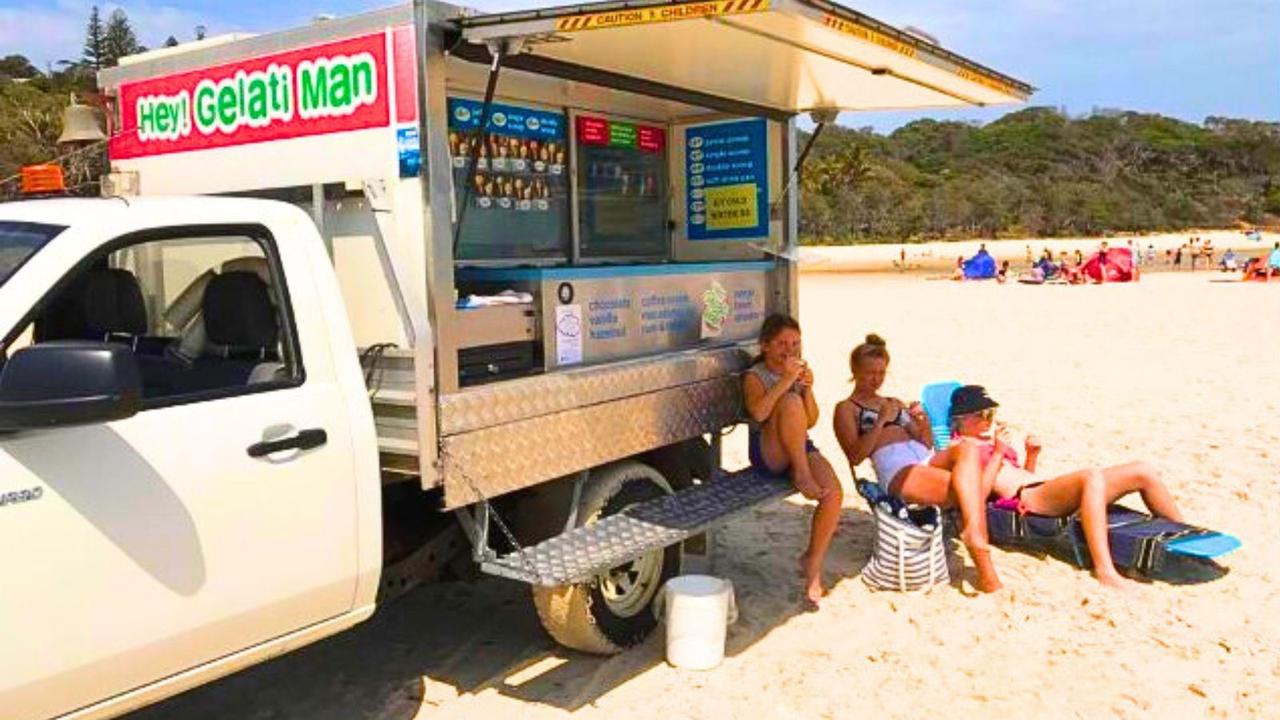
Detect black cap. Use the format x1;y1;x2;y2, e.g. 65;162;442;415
950;385;999;418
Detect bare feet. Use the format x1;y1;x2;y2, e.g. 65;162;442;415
1095;570;1138;591
801;553;825;607
803;573;824;608
968;547;1003;593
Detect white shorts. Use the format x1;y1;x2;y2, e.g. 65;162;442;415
870;440;934;493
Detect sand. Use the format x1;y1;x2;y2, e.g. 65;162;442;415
799;229;1280;274
125;271;1280;720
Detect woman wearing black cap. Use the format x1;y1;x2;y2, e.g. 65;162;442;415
949;384;1185;589
834;335;1003;593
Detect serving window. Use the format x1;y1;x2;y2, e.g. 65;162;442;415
447;98;570;261
574;114;669;260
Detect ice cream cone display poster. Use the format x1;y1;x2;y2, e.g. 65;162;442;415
685;119;769;241
447;97;569;260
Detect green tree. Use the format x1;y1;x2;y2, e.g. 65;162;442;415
102;9;144;68
83;5;106;71
0;55;39;80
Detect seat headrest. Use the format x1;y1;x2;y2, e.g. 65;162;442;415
221;256;271;285
202;271;278;350
35;267;147;342
83;268;148;336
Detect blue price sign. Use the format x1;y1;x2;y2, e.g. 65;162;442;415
447;98;565;140
685;119;769;241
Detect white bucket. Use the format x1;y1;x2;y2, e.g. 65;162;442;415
656;574;737;670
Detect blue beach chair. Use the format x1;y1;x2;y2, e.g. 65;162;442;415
919;380;1241;583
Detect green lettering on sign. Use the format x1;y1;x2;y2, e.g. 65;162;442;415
299;64;328;114
247;76;268;121
609;121;637;148
195;82;217;130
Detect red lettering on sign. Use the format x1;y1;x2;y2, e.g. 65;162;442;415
576;115;610;145
636;124;665;152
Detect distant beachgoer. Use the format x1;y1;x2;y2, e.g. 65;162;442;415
948;385;1185;590
1174;247;1183;269
997;260;1010;284
900;247;907;271
1097;241;1111;283
1221;248;1238;271
1025;244;1034;265
952;255;965;281
1262;242;1280;282
1146;244;1156;265
1074;249;1084;265
743;314;842;608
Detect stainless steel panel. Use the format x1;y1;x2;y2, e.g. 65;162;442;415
440;374;742;508
542;269;767;368
438;343;751;435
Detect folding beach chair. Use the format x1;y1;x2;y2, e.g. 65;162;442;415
919;379;1241;583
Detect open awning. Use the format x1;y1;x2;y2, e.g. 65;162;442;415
454;0;1033;118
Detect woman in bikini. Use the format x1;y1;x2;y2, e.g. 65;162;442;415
947;384;1185;589
833;335;1003;592
743;314;843;608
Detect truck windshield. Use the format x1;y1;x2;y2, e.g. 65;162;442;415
0;221;65;289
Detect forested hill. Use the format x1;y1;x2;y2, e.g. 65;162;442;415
798;108;1280;243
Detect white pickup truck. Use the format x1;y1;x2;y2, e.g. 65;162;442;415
0;1;1028;718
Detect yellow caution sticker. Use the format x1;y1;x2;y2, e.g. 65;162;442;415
704;183;759;231
820;13;1023;98
953;66;1021;98
819;15;917;59
555;0;769;32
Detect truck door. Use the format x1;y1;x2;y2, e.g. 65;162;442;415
0;221;361;720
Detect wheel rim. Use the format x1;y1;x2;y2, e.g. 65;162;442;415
598;547;665;619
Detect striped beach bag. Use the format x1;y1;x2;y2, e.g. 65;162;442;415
862;498;949;593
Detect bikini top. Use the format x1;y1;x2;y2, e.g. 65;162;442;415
853;400;913;434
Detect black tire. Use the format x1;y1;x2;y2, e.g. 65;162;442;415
531;461;682;654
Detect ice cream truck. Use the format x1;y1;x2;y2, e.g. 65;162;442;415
0;1;1029;717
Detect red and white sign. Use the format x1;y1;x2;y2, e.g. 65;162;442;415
576;116;609;145
636;125;664;152
110;33;391;160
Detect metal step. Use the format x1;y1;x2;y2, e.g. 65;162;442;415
482;467;793;586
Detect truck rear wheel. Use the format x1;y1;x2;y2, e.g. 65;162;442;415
532;461;682;654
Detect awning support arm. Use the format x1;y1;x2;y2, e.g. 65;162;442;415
452;40;510;256
771;113;832;216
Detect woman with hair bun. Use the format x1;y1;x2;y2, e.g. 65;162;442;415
833;334;1002;592
743;313;843;609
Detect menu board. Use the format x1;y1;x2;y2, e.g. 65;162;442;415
575;114;668;258
685;119;769;241
447;98;569;260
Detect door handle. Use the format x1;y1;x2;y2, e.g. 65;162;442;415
247;428;327;458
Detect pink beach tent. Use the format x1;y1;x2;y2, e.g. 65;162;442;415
1081;247;1137;282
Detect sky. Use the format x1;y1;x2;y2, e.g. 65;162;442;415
1;0;1275;133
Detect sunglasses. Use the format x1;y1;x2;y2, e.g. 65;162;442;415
962;408;996;422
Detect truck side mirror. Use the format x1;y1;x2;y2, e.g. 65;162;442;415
0;341;142;431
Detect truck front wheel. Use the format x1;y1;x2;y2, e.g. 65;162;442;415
531;461;681;654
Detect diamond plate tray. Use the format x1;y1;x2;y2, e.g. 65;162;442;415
482;467;793;586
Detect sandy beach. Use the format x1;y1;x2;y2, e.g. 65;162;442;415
125;270;1280;720
799;229;1280;274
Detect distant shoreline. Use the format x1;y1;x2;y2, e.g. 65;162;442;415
796;229;1278;274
